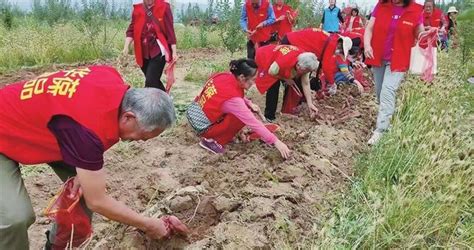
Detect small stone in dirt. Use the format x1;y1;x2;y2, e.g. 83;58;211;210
36;217;51;225
169;195;194;212
164;150;173;157
212;196;242;212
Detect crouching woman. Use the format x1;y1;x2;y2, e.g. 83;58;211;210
186;59;291;159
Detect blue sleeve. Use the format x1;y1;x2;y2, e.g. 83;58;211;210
264;5;276;26
240;5;248;31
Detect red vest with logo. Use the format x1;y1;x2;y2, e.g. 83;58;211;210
423;8;443;28
246;0;272;43
132;0;170;67
344;15;363;31
0;66;129;164
286;28;332;59
272;4;295;39
365;1;423;72
255;45;301;94
197;73;244;123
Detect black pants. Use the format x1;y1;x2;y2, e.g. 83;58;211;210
264;81;281;120
247;40;270;59
264;77;305;120
141;54;166;91
280;35;290;45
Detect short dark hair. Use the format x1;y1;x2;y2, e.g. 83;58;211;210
351;8;359;15
380;0;411;7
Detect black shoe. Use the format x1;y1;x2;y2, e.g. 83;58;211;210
44;230;52;250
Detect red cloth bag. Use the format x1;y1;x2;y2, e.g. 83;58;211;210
44;178;92;248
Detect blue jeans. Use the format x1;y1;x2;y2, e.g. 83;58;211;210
371;61;405;132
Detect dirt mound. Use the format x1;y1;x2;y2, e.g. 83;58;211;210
16;50;377;248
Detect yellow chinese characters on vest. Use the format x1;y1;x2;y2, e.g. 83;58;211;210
197;79;218;107
20;68;91;100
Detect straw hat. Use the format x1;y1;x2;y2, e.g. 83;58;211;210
447;6;458;14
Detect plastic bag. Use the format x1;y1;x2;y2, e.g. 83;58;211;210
44;178;92;248
281;85;302;114
165;60;176;94
409;28;439;82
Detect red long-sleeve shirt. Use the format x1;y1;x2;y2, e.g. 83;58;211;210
126;4;176;59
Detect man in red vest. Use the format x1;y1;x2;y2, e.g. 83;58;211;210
240;0;276;59
271;0;297;40
0;66;187;249
255;45;320;121
282;28;354;95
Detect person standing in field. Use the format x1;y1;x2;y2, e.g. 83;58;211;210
123;0;177;91
422;0;447;48
320;0;344;33
344;8;365;32
271;0;298;41
0;66;187;249
364;0;423;145
240;0;276;59
186;59;291;159
445;6;458;48
255;45;320;121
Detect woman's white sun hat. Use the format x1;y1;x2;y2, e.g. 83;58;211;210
447;6;458;14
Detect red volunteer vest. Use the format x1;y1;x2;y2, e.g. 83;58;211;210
132;0;170;67
246;0;272;43
423;8;443;28
321;35;340;85
197;73;244;123
272;4;295;39
365;1;423;72
342;27;365;48
344;15;363;31
286;28;331;59
255;45;301;94
0;66;129;164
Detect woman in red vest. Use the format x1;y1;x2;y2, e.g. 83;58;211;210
423;0;447;47
344;8;365;32
272;0;297;40
0;66;187;249
123;0;177;91
255;45;320;121
364;0;423;145
187;59;291;159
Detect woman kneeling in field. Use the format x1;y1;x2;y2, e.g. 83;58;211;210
186;59;291;159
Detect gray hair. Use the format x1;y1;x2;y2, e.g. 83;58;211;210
297;52;319;71
121;88;176;131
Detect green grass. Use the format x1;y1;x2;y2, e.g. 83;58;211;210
314;51;473;248
0;17;128;74
184;60;228;83
0;18;223;75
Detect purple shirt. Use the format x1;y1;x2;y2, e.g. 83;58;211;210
373;5;405;61
47;115;104;171
372;4;423;61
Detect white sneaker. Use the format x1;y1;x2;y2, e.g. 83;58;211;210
368;131;383;145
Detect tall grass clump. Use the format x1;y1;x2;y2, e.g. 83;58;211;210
313;50;473;248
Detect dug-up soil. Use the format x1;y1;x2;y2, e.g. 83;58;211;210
1;49;377;249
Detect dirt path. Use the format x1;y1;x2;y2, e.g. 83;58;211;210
1;49;377;249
